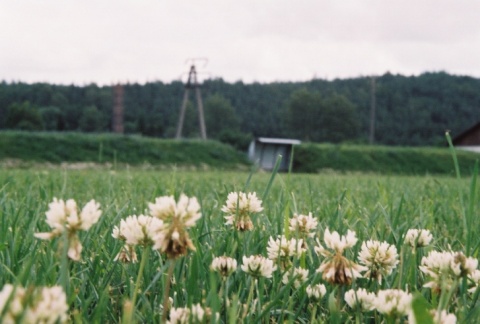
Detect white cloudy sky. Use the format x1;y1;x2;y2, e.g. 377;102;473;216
1;0;479;85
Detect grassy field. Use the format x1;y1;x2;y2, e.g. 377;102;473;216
1;167;480;323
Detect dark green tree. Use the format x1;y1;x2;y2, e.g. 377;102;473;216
79;105;104;132
5;101;44;130
204;94;241;138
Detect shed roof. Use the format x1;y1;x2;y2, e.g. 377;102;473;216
256;137;301;145
452;121;480;146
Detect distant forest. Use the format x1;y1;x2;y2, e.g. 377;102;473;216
1;72;479;149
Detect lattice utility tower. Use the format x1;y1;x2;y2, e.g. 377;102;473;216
112;84;124;134
175;60;207;140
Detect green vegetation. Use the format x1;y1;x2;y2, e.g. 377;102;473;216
0;131;250;169
294;143;480;175
1;168;479;322
1;72;480;146
2;131;480;176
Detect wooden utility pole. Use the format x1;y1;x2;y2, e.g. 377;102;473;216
175;63;207;140
369;77;376;144
112;84;124;134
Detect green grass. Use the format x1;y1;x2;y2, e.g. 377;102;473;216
1;168;480;322
295;143;480;175
0;131;250;169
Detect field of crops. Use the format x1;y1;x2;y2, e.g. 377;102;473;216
1;166;480;323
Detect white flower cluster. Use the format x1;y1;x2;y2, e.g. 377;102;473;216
222;191;263;231
35;198;102;260
241;255;277;278
282;267;309;288
404;229;433;248
358;240;399;283
344;288;376;311
315;228;366;285
315;228;358;255
112;214;163;246
374;289;412;317
113;194;202;259
420;250;478;291
289;212;318;238
149;194;202;226
267;235;305;269
306;283;327;301
211;256;238;277
167;304;207;324
0;284;68;323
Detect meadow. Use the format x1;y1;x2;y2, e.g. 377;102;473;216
1;166;480;323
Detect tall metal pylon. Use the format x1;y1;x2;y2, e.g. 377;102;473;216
175;62;207;140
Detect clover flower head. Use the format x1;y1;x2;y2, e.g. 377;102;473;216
167;304;214;324
241;255;277;278
267;235;305;269
344;288;376;311
468;269;480;293
430;310;457;324
35;198;102;261
404;229;433;248
315;228;358;256
289;212;318;238
374;289;412;318
306;284;327;301
314;228;365;285
149;194;202;227
112;214;163;247
0;284;68;324
148;194;202;259
211;256;237;277
420;250;478;292
282;267;309;288
358;240;399;283
222;191;263;231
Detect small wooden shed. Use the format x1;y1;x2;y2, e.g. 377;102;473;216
453;122;480;153
248;137;301;171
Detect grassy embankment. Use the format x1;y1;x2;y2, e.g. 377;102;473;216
1;131;479;175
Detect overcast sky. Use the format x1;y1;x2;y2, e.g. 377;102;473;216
1;0;480;85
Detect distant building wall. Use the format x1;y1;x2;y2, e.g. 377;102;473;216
248;137;301;171
453;121;480;153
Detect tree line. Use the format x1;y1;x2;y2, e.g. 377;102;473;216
1;71;479;149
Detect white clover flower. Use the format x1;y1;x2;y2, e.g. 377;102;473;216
315;228;358;256
241;255;277;278
211;256;237;277
306;284;327;301
420;250;478;292
282;267;309;288
149;194;202;226
79;199;102;230
374;289;412;318
149;196;177;220
35;198;102;261
222;191;263;231
167;304;205;324
404;229;433;248
148;194;202;259
0;284;68;324
314;228;365;285
267;235;305;269
358;240;399;283
468;269;480;293
112;214;163;247
431;310;457;324
289;212;318;238
344;288;376;311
